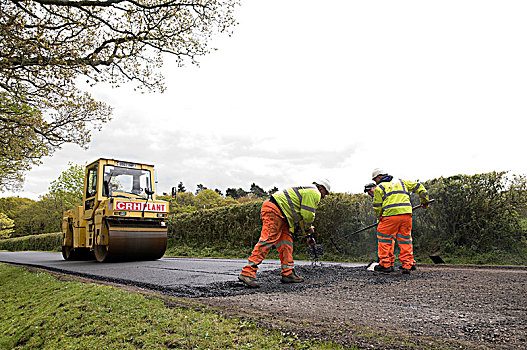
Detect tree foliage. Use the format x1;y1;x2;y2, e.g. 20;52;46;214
225;187;247;200
0;212;15;238
41;162;85;227
268;186;279;195
195;189;225;209
249;183;267;198
0;196;34;237
0;196;34;219
195;184;207;195
0;0;239;189
177;181;186;193
158;188;240;215
0;163;84;236
13;197;62;235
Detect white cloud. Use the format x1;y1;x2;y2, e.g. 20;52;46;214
3;0;527;200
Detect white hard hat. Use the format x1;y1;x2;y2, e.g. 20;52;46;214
371;168;386;180
314;179;331;193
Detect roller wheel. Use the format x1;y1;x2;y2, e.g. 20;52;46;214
62;246;74;260
94;244;110;262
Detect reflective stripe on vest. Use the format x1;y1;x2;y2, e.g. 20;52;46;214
283;186;316;224
375;179;412;216
378;179;410;201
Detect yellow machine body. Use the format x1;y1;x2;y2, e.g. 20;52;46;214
61;158;168;262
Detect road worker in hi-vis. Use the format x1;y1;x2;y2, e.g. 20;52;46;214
371;169;430;274
238;179;331;288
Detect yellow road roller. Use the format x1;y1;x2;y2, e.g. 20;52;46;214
61;158;169;262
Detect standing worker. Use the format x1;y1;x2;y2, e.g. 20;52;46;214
238;180;331;288
365;181;403;267
370;169;430;274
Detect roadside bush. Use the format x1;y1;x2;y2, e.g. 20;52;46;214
167;201;263;254
3;172;526;265
167;171;527;265
0;232;61;252
412;172;527;264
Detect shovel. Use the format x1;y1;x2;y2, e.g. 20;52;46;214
348;199;435;236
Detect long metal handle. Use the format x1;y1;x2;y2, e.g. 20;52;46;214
348;199;436;236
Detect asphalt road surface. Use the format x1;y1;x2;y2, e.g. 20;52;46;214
0;251;364;293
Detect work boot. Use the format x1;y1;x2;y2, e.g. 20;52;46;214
281;270;304;283
238;274;260;288
400;265;417;274
374;264;394;274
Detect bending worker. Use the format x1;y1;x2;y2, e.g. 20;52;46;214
238;179;331;288
370;169;430;274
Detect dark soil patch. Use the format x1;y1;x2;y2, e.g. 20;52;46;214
194;264;527;349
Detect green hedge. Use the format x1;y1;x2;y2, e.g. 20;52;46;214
167;172;527;265
167;201;263;253
166;192;411;262
3;172;526;265
0;232;61;252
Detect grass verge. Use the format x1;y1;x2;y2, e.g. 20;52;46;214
0;263;347;350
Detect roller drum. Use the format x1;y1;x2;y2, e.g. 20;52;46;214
95;229;167;262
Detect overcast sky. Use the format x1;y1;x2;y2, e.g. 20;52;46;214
4;0;527;200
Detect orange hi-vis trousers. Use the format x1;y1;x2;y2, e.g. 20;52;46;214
376;214;415;270
241;200;294;278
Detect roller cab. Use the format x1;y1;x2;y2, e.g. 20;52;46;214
62;158;168;262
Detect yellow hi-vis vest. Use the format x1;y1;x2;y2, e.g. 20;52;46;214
373;178;429;218
271;186;321;233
